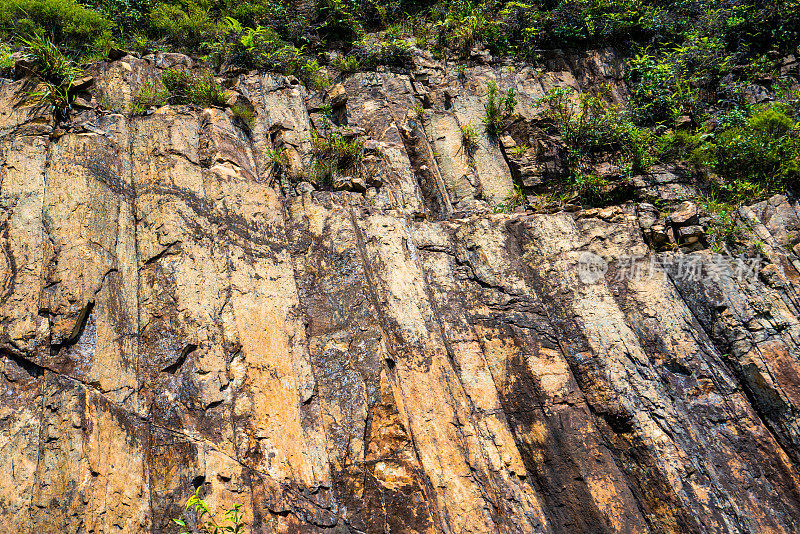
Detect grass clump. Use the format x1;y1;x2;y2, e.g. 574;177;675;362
0;41;13;69
161;68;227;106
493;183;525;213
460;121;479;159
21;32;84;121
309;127;364;187
131;69;227;114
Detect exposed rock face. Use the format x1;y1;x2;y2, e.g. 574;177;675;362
1;49;800;533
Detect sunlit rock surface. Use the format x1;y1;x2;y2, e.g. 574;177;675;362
1;49;800;533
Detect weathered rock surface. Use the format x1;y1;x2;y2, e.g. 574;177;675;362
1;49;800;533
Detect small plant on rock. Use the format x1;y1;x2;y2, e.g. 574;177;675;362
161;69;228;107
509;143;529;158
493;183;525;213
482;81;516;137
309;127;365;187
174;487;246;534
231;105;255;129
332;54;360;74
131;80;168;115
22;32;83;121
460;122;479;159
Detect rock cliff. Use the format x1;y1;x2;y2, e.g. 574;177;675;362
2;48;800;533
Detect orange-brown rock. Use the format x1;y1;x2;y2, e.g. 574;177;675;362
1;49;800;533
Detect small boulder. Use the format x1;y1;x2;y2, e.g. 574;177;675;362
13;54;33;79
351;175;367;192
333;175;354;191
678;225;705;244
296;181;316;194
669;201;698;226
226;92;254;114
675;115;692;130
73;97;96;109
155;52;193;70
637;203;659;230
72;75;94;91
326;83;348;108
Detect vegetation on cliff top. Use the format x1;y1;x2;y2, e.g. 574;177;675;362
2;0;799;228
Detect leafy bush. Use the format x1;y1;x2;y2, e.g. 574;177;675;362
174;488;246;534
315;0;363;46
22;32;84;120
309;127;364;186
150;0;218;48
213;18;329;89
628;51;694;126
0;0;112;52
332;54;360;74
160;68;227;106
571;172;611;205
350;37;414;70
482;81;516;136
434;0;486;56
700;193;746;253
88;0;154;34
535;86;653;177
705;104;800;201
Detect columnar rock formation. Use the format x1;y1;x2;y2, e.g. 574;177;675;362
1;49;800;533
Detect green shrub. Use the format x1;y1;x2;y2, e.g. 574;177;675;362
657;130;704;165
350;37;414;70
535;86;653;177
22;32;83;120
150;0;218;48
174;487;246;534
571;172;611;205
435;2;486;56
309;127;364;186
88;0;154;34
628;51;693;126
214;19;329;89
315;0;363;46
700;193;746;253
0;0;112;52
160;68;228;106
482;81;516;137
332;54;360;74
703;104;800;201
